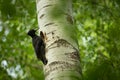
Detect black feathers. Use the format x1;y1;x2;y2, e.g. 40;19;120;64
27;29;47;65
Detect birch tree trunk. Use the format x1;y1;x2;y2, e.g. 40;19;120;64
36;0;82;80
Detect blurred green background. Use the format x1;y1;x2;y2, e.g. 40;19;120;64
0;0;120;80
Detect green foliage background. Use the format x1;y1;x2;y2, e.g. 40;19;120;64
0;0;120;80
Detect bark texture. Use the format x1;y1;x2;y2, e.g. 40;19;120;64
36;0;82;80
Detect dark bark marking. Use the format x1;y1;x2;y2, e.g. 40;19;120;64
45;61;73;77
47;39;77;51
43;4;52;9
44;23;54;27
37;4;52;14
70;52;80;59
46;30;56;35
39;14;45;19
65;13;73;24
56;36;60;39
48;46;58;49
51;31;55;39
52;36;54;39
45;61;81;77
51;61;70;68
67;15;73;24
65;51;80;60
52;32;54;35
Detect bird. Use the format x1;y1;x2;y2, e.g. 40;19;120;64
27;29;47;65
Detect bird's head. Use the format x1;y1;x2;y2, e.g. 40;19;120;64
27;29;37;38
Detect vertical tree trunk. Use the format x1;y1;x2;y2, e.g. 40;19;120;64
36;0;82;80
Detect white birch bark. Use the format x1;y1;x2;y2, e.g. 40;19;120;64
36;0;82;80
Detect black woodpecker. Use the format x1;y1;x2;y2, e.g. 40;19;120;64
27;29;47;65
